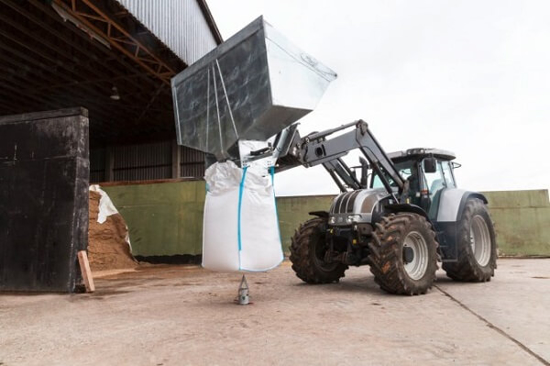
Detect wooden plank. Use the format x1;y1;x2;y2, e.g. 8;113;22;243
77;250;95;293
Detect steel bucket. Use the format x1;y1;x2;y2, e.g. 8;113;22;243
171;16;337;160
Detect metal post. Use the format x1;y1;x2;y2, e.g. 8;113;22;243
172;139;181;178
105;146;114;182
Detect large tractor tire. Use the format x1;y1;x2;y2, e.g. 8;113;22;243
368;213;439;295
443;198;497;282
290;217;348;284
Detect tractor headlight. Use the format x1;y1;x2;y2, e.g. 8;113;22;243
346;214;361;223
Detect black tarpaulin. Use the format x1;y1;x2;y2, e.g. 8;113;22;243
0;108;89;292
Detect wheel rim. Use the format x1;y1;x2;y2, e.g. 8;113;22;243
403;231;429;280
470;215;491;266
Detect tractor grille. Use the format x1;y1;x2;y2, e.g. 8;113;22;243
330;190;361;215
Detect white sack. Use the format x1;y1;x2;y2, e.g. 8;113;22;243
202;161;283;272
89;184;120;224
202;162;241;271
89;184;133;251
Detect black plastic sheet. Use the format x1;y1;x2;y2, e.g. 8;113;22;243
0;108;89;292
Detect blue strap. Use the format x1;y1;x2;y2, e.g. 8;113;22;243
237;166;248;253
270;167;284;256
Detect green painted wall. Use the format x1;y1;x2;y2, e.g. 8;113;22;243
103;181;205;256
483;190;550;256
276;195;334;252
276;190;550;256
102;181;550;257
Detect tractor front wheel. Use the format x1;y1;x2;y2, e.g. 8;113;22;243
368;213;439;295
290;217;348;284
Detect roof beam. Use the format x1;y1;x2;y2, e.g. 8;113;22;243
0;0;179;145
0;37;134;115
0;10;129;96
27;0;162;91
53;0;177;85
0;0;147;94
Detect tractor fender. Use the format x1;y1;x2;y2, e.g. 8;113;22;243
384;203;430;221
437;189;488;223
435;189;488;262
382;203;436;230
309;211;329;218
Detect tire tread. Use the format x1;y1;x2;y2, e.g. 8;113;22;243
368;213;439;295
290;217;347;284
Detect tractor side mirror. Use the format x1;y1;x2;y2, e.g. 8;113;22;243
423;157;437;173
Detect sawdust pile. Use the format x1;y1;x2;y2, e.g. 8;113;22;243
88;191;138;271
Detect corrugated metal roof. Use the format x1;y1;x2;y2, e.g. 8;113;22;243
115;0;221;65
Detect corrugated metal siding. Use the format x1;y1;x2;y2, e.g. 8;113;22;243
180;146;205;178
90;141;205;182
90;147;106;183
113;141;172;181
115;0;218;65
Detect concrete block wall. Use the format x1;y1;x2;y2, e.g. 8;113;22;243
102;181;549;258
482;190;550;256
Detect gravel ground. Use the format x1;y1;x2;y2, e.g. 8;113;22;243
0;258;548;366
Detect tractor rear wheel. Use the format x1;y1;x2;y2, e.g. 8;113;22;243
368;213;438;295
290;217;348;284
443;198;497;281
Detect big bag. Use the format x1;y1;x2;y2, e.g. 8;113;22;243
202;161;283;272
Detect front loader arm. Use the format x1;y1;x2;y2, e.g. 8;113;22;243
274;120;407;200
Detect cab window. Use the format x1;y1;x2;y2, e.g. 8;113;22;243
371;161;414;189
441;161;456;188
423;160;445;199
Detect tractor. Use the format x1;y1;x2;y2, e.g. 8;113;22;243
272;120;497;295
170;17;497;295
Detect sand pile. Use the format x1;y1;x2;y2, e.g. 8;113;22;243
88;191;138;271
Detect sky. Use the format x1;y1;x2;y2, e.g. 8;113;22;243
207;0;549;196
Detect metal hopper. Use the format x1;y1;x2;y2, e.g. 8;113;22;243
171;16;337;160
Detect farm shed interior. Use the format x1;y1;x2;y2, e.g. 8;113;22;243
0;0;223;182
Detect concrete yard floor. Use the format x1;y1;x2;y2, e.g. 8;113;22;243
1;259;549;366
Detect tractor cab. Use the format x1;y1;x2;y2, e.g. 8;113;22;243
371;148;458;219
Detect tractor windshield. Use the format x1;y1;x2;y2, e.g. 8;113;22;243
371;160;416;189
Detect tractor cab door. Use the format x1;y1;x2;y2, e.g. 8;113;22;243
440;160;457;189
420;158;458;219
421;159;446;219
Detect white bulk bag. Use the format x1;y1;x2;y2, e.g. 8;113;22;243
202;161;283;272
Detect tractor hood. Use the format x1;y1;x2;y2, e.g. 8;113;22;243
328;188;391;226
